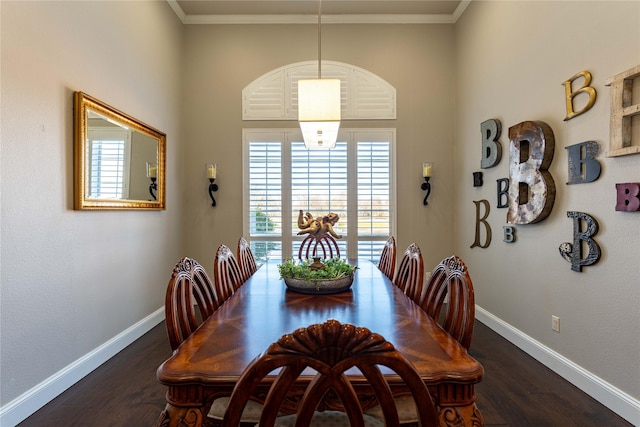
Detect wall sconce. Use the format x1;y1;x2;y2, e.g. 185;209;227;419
146;162;158;201
421;162;432;205
207;163;218;207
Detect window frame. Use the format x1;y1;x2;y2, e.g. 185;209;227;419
243;128;396;261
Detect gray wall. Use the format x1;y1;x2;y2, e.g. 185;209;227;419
1;0;184;409
454;0;640;404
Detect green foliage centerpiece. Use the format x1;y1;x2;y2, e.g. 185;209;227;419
278;258;357;294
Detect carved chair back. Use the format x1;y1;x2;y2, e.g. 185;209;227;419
419;255;475;349
378;236;396;280
214;244;244;304
165;257;219;351
393;243;424;304
298;234;341;260
237;237;258;282
221;319;439;427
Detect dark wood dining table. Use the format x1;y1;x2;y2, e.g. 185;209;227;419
155;259;485;427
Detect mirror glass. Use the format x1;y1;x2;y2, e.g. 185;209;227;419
74;91;166;210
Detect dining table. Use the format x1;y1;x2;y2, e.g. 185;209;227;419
155;259;485;427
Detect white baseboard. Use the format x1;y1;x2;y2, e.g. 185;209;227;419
0;308;165;427
476;306;640;427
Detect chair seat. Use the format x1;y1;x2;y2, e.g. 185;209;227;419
274;410;384;427
364;394;418;424
208;397;266;423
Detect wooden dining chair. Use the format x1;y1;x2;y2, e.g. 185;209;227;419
221;319;439;427
298;234;341;260
419;255;475;350
392;243;425;305
367;256;476;425
237;237;258;282
164;256;265;424
164;257;219;351
377;236;396;280
214;244;245;304
365;244;426;426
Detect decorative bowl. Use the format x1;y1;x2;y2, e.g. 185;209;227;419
283;274;354;295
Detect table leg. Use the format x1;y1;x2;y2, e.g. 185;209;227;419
437;402;484;427
435;383;484;427
154;403;205;427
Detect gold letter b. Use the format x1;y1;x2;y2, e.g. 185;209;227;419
563;71;596;121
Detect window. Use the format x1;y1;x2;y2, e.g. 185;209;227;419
87;128;131;199
244;129;395;264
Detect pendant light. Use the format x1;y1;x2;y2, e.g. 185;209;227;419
298;0;341;149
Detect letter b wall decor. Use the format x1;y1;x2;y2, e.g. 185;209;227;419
507;121;557;224
615;183;640;211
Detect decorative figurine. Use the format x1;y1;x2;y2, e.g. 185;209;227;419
297;210;342;239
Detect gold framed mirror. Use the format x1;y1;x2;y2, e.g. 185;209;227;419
73;91;166;210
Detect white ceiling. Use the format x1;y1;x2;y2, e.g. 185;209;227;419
169;0;469;24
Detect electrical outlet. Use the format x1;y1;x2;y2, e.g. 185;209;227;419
552;315;560;332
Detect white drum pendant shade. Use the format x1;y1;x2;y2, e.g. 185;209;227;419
298;78;341;149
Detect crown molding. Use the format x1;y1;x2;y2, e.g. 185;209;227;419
167;0;186;22
168;0;471;25
185;14;454;25
453;1;471;22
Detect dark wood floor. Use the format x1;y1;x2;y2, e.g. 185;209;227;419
18;320;632;427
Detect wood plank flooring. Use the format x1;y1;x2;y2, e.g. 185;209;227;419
17;320;632;427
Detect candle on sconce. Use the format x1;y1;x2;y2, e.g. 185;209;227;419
147;162;157;179
207;163;219;207
207;163;217;179
422;162;432;178
421;162;432;205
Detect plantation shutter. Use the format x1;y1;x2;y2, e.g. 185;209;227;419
247;137;284;262
291;140;349;255
244;129;394;262
87;128;130;199
356;137;392;260
243;61;396;121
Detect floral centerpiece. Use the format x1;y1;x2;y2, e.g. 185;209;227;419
277;258;357;294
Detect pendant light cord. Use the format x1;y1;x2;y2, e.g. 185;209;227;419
318;0;322;79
